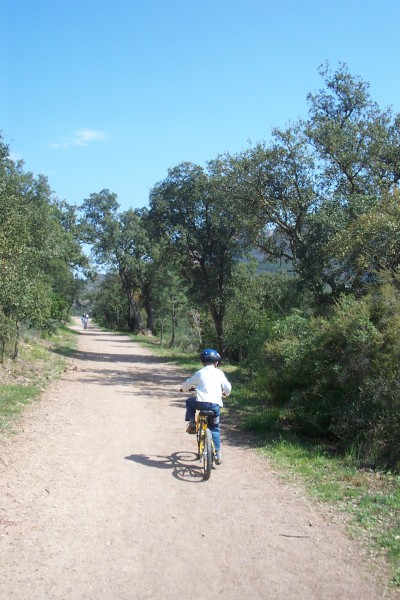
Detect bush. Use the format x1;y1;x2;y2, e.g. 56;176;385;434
261;289;400;471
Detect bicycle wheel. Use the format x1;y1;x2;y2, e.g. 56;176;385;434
202;428;212;480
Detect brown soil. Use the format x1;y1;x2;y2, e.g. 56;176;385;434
0;319;397;599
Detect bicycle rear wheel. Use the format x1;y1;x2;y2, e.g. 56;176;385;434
202;429;212;480
196;426;202;460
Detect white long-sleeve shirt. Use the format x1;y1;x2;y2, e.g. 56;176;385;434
181;364;232;407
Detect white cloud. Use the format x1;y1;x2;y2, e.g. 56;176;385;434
49;129;107;149
72;129;107;146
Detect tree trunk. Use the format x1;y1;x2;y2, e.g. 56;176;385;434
210;304;225;354
0;336;4;364
128;294;142;333
119;267;142;333
12;320;20;360
143;282;155;333
169;294;176;348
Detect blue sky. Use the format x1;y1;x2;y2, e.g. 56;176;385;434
1;0;400;212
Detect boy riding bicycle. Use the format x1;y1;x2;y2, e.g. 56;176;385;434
180;348;232;465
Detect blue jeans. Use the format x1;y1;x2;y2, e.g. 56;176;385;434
185;397;221;453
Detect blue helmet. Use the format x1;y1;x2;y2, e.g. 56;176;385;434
200;348;221;363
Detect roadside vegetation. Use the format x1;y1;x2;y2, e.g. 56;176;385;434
0;325;77;433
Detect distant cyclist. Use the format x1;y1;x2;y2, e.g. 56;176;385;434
180;348;231;465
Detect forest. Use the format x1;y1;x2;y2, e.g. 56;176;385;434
1;64;400;470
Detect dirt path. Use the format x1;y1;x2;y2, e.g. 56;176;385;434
0;319;395;599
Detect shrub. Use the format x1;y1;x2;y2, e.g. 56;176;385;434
261;289;400;471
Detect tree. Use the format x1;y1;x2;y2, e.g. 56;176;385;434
304;63;400;295
151;263;188;347
219;124;325;295
149;162;249;351
306;62;399;200
328;189;400;289
91;272;129;330
79;190;154;333
0;137;87;354
222;63;400;302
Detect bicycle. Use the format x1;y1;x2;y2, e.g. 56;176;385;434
195;409;216;480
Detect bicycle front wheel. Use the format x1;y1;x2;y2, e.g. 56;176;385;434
202;429;212;480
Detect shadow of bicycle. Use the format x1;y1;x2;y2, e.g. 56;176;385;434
125;451;209;482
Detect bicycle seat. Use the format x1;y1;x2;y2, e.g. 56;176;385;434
199;410;216;417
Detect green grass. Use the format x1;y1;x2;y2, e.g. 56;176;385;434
242;408;282;433
259;438;400;586
0;324;77;432
0;384;40;428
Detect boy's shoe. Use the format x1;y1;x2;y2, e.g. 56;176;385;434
186;422;196;434
215;452;222;465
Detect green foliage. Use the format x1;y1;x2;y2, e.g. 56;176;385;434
91;272;129;331
78;193;156;333
0;135;87;355
149;161;252;348
151;263;190;347
219;63;400;302
261;286;400;470
224;263;271;362
0;311;15;363
221;123;321;292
